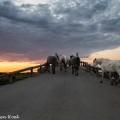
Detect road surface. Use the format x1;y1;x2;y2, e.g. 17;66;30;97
0;68;120;120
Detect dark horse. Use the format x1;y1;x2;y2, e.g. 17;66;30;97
70;55;80;75
46;54;59;74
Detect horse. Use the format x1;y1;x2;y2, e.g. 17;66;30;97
58;54;70;72
69;55;80;75
93;58;120;85
46;54;59;74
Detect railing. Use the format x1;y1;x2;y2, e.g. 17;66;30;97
0;64;43;84
80;61;119;80
80;61;100;75
0;60;119;85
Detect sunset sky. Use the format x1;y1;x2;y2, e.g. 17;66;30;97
0;0;120;72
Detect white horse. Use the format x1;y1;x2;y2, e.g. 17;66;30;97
58;54;70;72
93;58;120;85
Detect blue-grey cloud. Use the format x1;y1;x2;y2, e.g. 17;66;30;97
0;0;120;62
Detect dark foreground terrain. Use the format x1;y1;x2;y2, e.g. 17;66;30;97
0;68;120;120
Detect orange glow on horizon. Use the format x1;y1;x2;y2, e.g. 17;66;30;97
0;47;120;72
0;60;46;72
81;47;120;64
0;62;38;72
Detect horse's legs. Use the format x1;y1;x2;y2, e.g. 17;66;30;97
52;64;55;74
108;72;115;85
60;63;62;71
72;65;74;74
76;66;79;75
46;63;50;72
74;66;77;75
111;68;120;84
100;70;105;83
114;71;120;84
64;63;66;72
75;66;77;75
108;72;116;85
115;77;120;84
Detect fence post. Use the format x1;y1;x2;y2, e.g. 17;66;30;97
30;68;33;77
9;74;16;84
80;61;82;67
9;74;13;84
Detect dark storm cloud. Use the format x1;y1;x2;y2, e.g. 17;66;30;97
0;0;120;62
0;1;18;17
0;1;53;28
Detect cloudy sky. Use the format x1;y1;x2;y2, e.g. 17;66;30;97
0;0;120;64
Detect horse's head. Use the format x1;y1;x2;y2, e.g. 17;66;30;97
55;53;59;60
76;52;79;57
93;58;98;67
70;55;74;59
